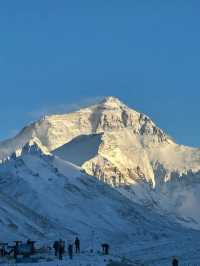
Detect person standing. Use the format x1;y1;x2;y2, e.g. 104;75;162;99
172;257;179;266
105;244;109;255
53;241;59;257
13;245;18;260
75;237;80;253
102;243;109;255
58;239;65;260
68;244;73;260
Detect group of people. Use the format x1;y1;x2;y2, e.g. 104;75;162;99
0;238;179;265
53;237;80;260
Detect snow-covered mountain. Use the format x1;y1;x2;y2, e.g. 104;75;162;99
1;96;200;230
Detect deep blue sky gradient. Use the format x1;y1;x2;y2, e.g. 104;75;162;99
0;1;200;146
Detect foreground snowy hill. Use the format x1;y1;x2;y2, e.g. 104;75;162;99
1;141;200;265
1;97;200;229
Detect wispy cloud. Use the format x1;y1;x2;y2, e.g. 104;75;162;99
27;96;104;120
8;129;19;137
0;128;20;141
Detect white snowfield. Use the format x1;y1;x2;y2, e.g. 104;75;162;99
1;97;200;265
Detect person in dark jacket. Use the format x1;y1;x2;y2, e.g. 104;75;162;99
102;243;109;255
0;245;6;257
58;240;65;260
172;257;179;266
13;245;18;260
53;241;59;257
68;244;73;260
75;237;80;253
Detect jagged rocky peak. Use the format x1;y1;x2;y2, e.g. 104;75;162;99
2;139;47;163
21;138;50;156
90;97;168;142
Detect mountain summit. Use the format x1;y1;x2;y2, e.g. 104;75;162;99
99;96;124;106
0;96;168;159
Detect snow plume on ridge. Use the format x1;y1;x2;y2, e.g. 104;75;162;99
28;96;104;120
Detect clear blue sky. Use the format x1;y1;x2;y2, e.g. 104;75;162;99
0;1;200;147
